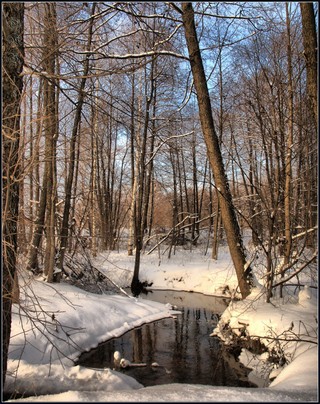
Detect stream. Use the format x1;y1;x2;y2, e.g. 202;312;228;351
77;289;256;388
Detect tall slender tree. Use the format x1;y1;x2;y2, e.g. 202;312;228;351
283;3;294;269
131;57;156;295
2;2;24;385
42;3;58;282
299;2;318;248
27;4;58;277
181;2;252;298
57;3;96;274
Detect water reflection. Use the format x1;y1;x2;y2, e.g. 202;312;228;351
77;290;255;387
139;289;229;314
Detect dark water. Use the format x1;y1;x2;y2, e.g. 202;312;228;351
76;290;256;388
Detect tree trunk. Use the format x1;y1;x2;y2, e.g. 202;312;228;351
2;2;24;386
27;3;59;276
191;133;199;244
27;166;48;273
168;148;179;259
142;84;157;239
212;198;221;260
181;3;251;298
284;3;294;267
90;89;98;257
42;3;58;283
131;60;155;295
57;3;96;271
128;73;136;256
300;2;318;126
300;2;318;248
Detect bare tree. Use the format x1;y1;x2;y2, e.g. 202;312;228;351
56;3;96;275
283;3;294;270
2;2;24;385
42;3;58;283
131;56;156;295
10;2;316;303
181;3;252;298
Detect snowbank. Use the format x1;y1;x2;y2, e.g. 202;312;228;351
213;286;318;391
4;248;318;402
6;383;317;402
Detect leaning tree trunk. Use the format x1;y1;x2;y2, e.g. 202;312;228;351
181;2;252;299
2;2;24;386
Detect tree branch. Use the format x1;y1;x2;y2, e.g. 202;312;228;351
272;252;318;288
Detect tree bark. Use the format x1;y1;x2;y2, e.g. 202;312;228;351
284;3;294;268
181;3;251;298
128;71;137;256
2;2;24;386
42;3;58;283
131;60;155;295
300;2;318;126
300;2;318;248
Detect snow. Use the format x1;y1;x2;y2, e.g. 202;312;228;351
94;249;240;296
4;247;318;402
5;384;316;402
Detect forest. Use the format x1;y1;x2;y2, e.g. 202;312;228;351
2;1;318;396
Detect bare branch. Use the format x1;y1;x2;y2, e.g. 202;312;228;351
145;132;194;166
272;253;318;288
292;226;318;241
96;49;189;61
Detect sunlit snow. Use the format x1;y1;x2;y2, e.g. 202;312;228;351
4;247;318;402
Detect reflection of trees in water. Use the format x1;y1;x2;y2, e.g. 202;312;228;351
144;324;154;364
172;308;190;381
194;309;201;377
76;304;254;387
132;328;143;363
169;307;223;384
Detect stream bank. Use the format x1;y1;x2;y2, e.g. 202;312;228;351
77;290;257;388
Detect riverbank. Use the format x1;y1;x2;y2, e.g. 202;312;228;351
95;248;318;391
4;247;318;402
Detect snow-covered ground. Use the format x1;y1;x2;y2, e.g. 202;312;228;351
4;246;318;402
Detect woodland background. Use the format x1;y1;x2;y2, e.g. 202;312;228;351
2;1;318;387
